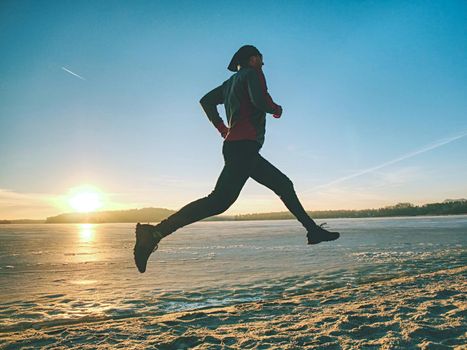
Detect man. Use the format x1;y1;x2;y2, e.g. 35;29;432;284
134;45;340;273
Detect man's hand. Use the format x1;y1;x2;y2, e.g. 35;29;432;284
215;122;229;139
273;105;283;119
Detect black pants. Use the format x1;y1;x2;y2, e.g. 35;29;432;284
155;140;316;236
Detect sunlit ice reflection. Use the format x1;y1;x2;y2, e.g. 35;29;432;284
79;223;95;243
71;224;99;263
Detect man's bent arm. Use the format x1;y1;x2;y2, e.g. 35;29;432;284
200;85;228;136
246;68;281;115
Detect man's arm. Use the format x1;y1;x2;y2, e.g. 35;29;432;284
246;68;282;116
199;84;228;137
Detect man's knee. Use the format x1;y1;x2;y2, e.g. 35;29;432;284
207;189;239;214
275;176;295;196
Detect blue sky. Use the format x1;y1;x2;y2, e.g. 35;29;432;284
1;0;466;219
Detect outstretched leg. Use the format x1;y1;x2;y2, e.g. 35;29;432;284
249;154;339;244
136;167;249;273
134;141;261;273
249;154;316;230
154;141;261;236
154;164;248;236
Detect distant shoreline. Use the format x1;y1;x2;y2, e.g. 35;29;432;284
1;199;466;224
2;213;467;225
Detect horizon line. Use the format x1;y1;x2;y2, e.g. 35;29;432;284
2;197;466;221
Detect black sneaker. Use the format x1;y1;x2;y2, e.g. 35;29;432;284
307;222;340;245
133;223;164;273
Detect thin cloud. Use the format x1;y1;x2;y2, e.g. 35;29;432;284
61;66;86;80
308;130;467;191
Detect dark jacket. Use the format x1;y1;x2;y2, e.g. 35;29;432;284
200;67;280;148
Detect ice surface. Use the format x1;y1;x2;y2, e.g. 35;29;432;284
0;216;465;348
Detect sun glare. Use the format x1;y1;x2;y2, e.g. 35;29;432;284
79;223;95;242
68;186;103;212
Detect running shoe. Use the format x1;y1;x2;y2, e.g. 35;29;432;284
307;222;340;245
133;223;164;273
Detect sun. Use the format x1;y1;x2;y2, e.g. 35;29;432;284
68;186;103;212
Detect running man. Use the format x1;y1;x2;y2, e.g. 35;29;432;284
134;45;340;273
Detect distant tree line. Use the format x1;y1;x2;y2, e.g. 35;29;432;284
12;198;466;224
233;199;467;221
46;208;176;223
0;219;44;224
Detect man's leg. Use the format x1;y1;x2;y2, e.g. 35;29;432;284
154;141;260;237
249;154;317;230
154;165;248;236
135;161;251;273
134;141;262;272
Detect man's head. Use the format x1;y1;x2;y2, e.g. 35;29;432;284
228;45;263;72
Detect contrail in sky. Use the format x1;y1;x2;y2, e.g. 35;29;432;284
308;130;467;191
61;66;86;80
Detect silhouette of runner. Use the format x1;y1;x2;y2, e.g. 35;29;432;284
134;45;340;273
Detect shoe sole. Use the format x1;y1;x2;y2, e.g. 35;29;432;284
134;229;148;273
308;232;340;245
134;226;162;273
